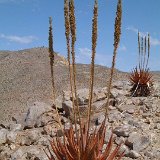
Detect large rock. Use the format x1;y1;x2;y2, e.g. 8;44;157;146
92;99;107;111
110;88;127;98
62;99;108;117
126;132;150;152
117;104;136;114
10;145;48;160
17;129;42;146
113;125;132;137
64;88;107;106
24;101;53;129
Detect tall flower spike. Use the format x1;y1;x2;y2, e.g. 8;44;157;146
138;31;141;69
69;0;83;154
113;0;122;50
87;0;98;141
104;0;122;123
140;37;144;70
49;17;54;62
146;33;150;69
64;0;79;143
143;36;147;70
48;17;64;136
48;17;55;100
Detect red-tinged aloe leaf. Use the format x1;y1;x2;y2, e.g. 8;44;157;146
87;143;97;160
65;134;78;156
98;127;106;156
66;143;79;159
57;138;69;157
82;125;87;152
64;144;76;160
117;151;125;160
50;140;64;160
100;133;114;160
107;142;122;160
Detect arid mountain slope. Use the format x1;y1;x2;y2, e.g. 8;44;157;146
0;47;159;123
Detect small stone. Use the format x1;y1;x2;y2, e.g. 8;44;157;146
92;115;105;125
56;129;64;137
10;124;22;131
127;108;135;114
126;150;141;159
113;125;131;137
117;104;136;113
142;113;152;118
92;100;107;111
104;129;113;144
128;120;141;128
10;143;16;150
43;124;57;137
111;88;126;98
62;100;73;117
156;123;160;130
7;131;17;143
0;128;8;144
144;151;154;159
108;105;116;110
108;110;122;123
118;144;130;156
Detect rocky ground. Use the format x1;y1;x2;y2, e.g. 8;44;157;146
0;81;160;160
0;47;160;159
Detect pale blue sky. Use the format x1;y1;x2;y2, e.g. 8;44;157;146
0;0;160;71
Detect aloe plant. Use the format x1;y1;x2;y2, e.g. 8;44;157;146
45;0;124;159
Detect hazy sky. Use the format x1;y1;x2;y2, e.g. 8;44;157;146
0;0;160;71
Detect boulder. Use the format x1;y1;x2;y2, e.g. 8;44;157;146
24;101;53;129
10;145;48;160
113;125;132;137
126;132;150;152
17;129;42;146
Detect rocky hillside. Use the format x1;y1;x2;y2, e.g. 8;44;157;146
0;47;129;123
0;83;160;160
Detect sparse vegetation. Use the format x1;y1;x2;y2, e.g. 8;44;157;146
45;0;123;159
130;32;153;97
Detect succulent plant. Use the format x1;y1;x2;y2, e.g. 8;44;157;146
44;122;124;160
45;0;123;159
130;67;153;96
130;33;153;97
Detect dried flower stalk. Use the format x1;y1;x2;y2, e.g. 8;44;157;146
143;36;147;69
64;0;80;146
104;0;122;123
140;37;144;69
87;0;98;140
69;0;83;154
145;33;150;69
48;16;64;139
49;17;55;99
138;31;141;69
